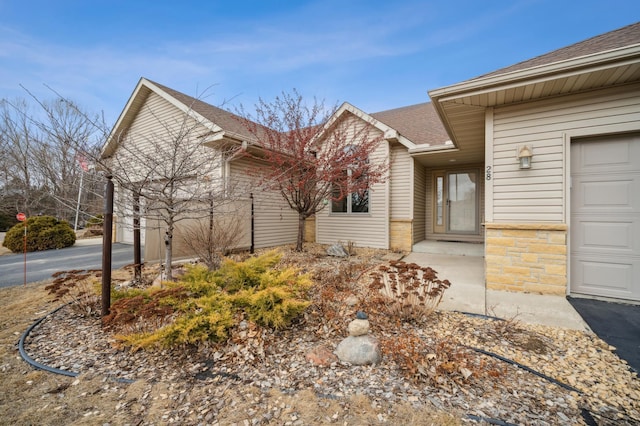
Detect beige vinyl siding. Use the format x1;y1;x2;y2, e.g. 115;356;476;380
316;116;389;249
229;157;298;248
492;83;640;222
413;160;426;243
118;91;212;165
390;144;412;219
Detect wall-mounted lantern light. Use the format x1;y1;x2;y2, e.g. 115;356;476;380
517;145;533;169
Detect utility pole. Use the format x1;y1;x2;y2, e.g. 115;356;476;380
73;168;84;231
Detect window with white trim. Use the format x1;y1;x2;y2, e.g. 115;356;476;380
331;148;370;214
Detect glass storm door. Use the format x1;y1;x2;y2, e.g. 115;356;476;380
434;171;478;234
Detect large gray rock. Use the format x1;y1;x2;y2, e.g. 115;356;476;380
326;244;349;257
334;335;382;365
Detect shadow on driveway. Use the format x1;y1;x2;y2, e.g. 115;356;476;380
567;296;640;374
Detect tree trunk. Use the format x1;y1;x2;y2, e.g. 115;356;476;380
164;225;173;281
296;213;306;252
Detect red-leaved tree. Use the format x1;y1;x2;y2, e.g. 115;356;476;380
237;90;388;251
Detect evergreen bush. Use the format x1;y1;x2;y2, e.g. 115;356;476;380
111;250;312;349
2;216;76;252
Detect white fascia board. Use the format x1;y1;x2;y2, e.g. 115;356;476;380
315;102;417;150
102;77;148;158
202;130;251;145
429;44;640;101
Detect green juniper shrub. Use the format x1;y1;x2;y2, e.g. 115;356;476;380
3;216;76;252
231;266;312;329
112;250;312;350
216;250;282;293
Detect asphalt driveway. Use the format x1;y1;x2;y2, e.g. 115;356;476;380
0;238;135;287
568;296;640;374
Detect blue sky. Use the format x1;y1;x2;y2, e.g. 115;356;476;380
1;1;639;126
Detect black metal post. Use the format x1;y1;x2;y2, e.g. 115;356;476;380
101;175;114;317
133;191;142;283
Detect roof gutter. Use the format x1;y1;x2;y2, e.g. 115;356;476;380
408;141;457;155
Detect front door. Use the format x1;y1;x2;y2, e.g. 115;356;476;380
433;170;479;235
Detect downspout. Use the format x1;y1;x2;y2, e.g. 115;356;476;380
250;193;255;254
563;132;570;296
483;107;494;316
385;140;391;250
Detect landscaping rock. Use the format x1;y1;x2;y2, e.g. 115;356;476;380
326;244;349;257
348;319;370;337
334;335;382;365
305;345;338;367
343;295;359;307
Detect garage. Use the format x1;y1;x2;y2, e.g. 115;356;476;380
570;133;640;302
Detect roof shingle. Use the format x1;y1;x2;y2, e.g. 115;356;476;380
147;79;257;140
476;21;640;80
371;102;449;146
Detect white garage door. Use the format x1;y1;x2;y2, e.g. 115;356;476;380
570;134;640;301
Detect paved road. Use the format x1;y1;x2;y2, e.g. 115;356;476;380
0;241;135;288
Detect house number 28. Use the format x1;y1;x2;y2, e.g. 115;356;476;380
486;165;492;181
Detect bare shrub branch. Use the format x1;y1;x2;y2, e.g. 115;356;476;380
178;209;247;270
369;260;451;321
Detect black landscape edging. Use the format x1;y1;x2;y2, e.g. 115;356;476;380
18;304;134;384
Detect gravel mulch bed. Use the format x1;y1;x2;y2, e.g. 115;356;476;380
19;247;640;425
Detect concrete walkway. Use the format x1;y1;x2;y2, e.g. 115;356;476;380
403;252;590;331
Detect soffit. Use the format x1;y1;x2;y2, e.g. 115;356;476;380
428;47;640;166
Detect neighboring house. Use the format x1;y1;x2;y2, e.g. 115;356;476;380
429;22;640;302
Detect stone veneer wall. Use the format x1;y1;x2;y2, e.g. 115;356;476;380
485;223;567;295
390;219;412;252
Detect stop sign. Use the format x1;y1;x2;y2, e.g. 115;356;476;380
16;212;26;222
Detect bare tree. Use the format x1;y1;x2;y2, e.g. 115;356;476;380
237;90;387;251
14;85;239;282
103;97;240;281
0;99;49;217
0;96;104;224
32;99;101;223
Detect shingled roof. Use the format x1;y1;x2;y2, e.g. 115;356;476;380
476;21;640;80
371;102;449;146
146;79;257;141
151;80;450;148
